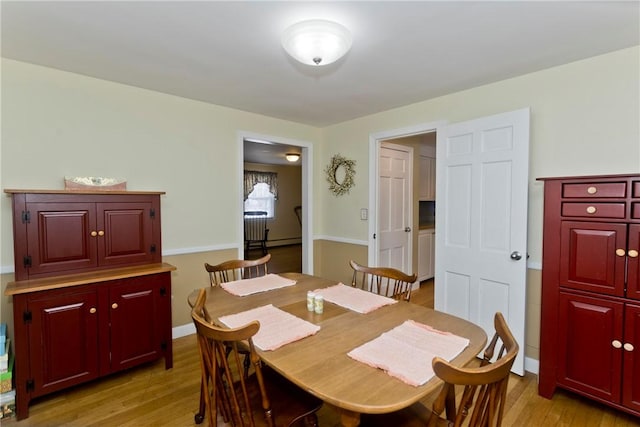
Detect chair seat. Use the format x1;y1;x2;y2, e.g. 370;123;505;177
230;365;322;426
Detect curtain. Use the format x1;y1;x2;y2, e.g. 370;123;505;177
244;170;278;200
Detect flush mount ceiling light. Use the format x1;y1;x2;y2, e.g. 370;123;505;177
286;153;301;162
282;19;352;66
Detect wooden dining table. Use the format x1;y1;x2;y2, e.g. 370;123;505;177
187;273;487;426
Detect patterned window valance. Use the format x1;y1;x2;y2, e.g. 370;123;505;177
244;170;278;200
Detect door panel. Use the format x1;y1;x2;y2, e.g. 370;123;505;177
436;108;529;375
444;164;472;248
442;271;471;319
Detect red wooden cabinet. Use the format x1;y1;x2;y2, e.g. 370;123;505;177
538;174;640;418
4;190;174;420
9;191;161;281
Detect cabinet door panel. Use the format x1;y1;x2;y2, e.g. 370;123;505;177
558;292;623;402
628;225;640;301
559;221;626;296
29;289;99;397
418;232;428;280
419;156;436;201
623;303;640;412
97;202;154;267
26;202;98;276
109;276;161;371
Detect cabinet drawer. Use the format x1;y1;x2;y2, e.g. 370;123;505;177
633;181;640;198
633;203;640;220
562;202;626;219
563;182;626;198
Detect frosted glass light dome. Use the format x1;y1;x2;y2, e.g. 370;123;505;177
282;19;352;66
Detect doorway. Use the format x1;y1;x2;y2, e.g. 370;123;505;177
239;132;313;274
368;122;442;278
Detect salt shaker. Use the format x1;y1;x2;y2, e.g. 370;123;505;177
314;295;324;314
307;291;316;311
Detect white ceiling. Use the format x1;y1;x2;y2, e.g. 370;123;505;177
2;1;638;129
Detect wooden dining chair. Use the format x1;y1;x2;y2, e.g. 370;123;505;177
191;288;323;427
244;211;270;255
294;205;302;227
361;312;519;427
203;253;271;379
349;259;418;301
204;253;271;287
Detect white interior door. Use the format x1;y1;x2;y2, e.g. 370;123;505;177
378;142;413;274
435;108;529;375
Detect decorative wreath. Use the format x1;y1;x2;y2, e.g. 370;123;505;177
325;154;356;196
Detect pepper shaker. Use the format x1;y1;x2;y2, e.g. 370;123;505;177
314;295;324;314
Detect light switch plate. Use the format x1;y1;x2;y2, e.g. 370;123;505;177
360;208;368;220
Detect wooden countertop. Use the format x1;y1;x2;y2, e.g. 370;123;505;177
4;189;166;195
5;263;176;295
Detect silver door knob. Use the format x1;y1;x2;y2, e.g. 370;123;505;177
510;251;522;261
405;227;411;232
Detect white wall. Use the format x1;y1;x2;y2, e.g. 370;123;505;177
318;46;640;265
0;58;321;270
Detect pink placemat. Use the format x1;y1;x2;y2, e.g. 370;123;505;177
218;304;320;351
347;320;470;386
313;283;397;314
220;274;297;296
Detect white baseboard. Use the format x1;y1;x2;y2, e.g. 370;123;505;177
172;323;195;339
525;356;539;375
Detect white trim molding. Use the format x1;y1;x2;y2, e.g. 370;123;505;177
162;243;240;257
313;235;368;246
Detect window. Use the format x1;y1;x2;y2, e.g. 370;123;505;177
244;182;275;218
244;170;278;218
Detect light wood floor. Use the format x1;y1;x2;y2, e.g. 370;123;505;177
248;244;302;274
5;246;639;426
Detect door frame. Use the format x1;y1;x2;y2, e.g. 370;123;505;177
368;121;445;266
238;131;314;274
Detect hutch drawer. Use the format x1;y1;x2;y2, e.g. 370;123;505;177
562;182;627;198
